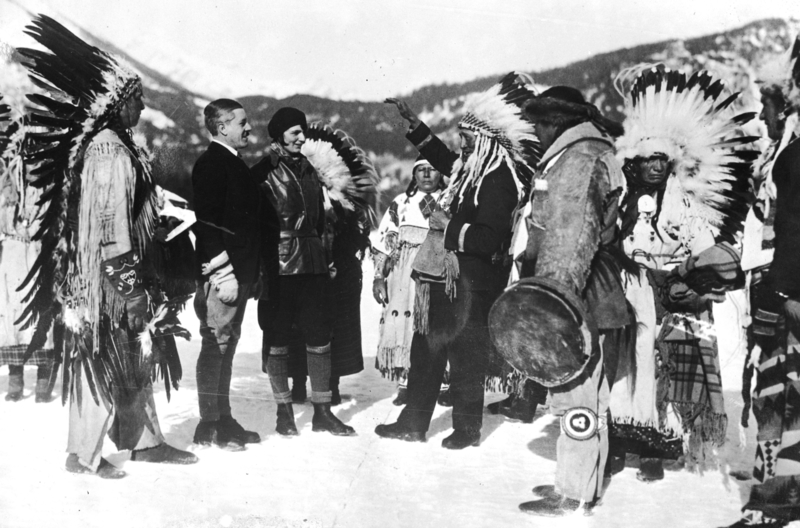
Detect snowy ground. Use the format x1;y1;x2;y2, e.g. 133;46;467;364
0;260;786;528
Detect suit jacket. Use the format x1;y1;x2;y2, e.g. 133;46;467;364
407;121;517;292
192;142;263;284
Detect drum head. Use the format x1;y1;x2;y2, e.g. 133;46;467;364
489;277;596;387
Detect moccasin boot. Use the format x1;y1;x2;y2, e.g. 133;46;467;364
65;454;126;479
131;443;199;464
519;495;582;517
531;484;559;500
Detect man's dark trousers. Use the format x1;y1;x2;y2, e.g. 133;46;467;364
397;286;494;434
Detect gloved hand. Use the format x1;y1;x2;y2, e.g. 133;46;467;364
683;267;724;296
216;276;239;304
659;270;707;312
209;262;239;304
126;293;148;333
373;278;388;305
678;242;742;295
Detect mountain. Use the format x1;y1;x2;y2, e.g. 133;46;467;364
169;17;799;211
1;3;798;213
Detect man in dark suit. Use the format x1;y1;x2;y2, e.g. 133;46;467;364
192;98;263;450
376;75;538;449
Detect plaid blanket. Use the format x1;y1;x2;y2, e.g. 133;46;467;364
0;344;55;367
657;309;727;463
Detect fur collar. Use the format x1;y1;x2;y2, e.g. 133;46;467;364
538;122;612;168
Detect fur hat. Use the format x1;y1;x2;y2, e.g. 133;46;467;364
268;107;308;141
523;86;624;138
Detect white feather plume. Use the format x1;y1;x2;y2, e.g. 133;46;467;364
301;136;358;211
616;68;752;236
460;81;538;157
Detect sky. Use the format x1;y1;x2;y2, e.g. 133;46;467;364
2;0;800;100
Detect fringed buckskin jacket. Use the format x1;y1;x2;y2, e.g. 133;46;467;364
515;122;630;331
252;143;328;276
58;128;185;410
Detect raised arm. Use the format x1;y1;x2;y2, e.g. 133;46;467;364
386;98;459;176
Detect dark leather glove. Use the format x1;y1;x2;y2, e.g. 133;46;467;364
678;242;743;295
659;270;708;312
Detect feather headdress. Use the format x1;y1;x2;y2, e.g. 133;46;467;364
9;16;167;407
444;72;540;209
301;123;378;228
615;66;760;244
12;14;151;332
18;15;141;171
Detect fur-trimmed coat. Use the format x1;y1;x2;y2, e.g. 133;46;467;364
517;122;629;330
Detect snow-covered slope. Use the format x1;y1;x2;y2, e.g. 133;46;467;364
0;259;787;528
